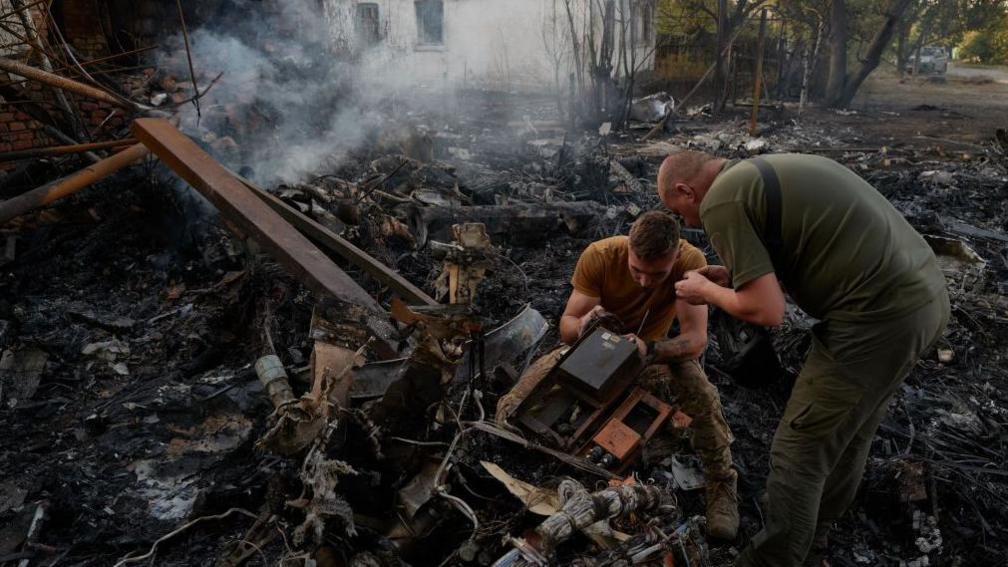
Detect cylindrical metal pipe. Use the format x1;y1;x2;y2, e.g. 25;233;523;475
255;354;296;409
0;138;137;162
0;143;149;225
0;56;137;111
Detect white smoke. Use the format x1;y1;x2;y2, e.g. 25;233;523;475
156;0;579;186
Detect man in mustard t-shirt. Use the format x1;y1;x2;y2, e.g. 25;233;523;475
496;211;739;540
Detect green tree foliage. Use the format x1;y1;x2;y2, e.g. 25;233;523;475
957;17;1008;63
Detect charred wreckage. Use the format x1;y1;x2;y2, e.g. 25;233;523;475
2;2;1008;567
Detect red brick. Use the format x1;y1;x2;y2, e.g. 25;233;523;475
11;140;33;151
14;112;30;120
9;122;26;131
0;113;12;121
17;132;33;141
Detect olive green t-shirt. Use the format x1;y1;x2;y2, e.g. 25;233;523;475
700;154;946;322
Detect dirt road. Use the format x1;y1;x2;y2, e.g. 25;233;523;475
841;63;1008;145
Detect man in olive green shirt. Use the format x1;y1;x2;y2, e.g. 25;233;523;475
656;152;949;567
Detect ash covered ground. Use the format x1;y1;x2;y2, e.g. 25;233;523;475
2;86;1008;567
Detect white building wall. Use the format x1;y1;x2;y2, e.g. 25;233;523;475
325;0;654;93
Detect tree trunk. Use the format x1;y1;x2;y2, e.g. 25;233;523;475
896;22;909;76
713;0;728;114
824;0;849;105
799;20;823;114
831;0;914;106
910;19;930;76
824;0;913;107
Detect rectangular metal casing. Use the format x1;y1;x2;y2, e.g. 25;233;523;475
593;419;642;461
557;327;637;393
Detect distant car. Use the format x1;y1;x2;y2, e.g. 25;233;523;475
912;46;948;74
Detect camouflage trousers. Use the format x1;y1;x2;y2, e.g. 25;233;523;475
496;346;736;480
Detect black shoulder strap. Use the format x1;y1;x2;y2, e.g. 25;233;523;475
750;157;782;261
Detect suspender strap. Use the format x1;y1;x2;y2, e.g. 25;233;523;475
750;157;783;261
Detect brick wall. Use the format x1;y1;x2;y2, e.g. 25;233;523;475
0;81;128;166
0;0;120;170
59;0;110;57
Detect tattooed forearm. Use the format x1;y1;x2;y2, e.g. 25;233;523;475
650;334;705;363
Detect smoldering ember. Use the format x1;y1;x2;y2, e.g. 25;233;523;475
1;1;1008;567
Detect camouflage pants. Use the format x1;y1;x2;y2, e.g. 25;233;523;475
496;347;735;479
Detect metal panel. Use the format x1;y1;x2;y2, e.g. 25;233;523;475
557;327;637;392
350;304;548;399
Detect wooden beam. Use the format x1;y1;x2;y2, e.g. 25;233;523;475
131;118;381;312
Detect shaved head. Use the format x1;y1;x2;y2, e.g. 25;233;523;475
655;150;723;228
657;151;717;199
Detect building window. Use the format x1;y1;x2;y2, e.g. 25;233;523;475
636;0;654;46
415;0;444;46
355;2;381;45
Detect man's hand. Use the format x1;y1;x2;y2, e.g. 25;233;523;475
623;333;648;358
675;270;714;305
696;265;731;288
579;305;606;336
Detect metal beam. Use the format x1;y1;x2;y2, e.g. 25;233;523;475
235;174;437;306
0;138;137;162
131;118;381;312
0;57;137;111
0;144;149;225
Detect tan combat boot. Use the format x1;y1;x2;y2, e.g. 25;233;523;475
705;470;740;541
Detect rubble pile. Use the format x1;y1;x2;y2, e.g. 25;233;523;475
2;65;1008;567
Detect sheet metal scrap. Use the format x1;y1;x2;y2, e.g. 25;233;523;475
368;299;484;434
350;304;548;401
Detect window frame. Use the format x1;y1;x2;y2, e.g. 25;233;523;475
354;2;382;46
414;0;445;49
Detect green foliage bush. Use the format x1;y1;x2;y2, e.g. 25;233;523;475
957;24;1008;64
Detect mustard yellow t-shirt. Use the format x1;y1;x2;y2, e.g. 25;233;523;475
570;236;706;341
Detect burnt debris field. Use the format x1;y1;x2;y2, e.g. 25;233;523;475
2;1;1008;567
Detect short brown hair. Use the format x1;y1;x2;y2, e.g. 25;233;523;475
629;211;681;260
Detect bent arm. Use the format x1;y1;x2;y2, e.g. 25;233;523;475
704;272;785;327
560;290;602;345
651;299;709;363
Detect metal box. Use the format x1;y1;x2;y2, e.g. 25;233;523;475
556;327;639;397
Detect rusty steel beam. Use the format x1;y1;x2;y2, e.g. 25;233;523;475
0;144;149;225
236;174;437;307
131;118;383;313
0;57;137;111
0;138;137;162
